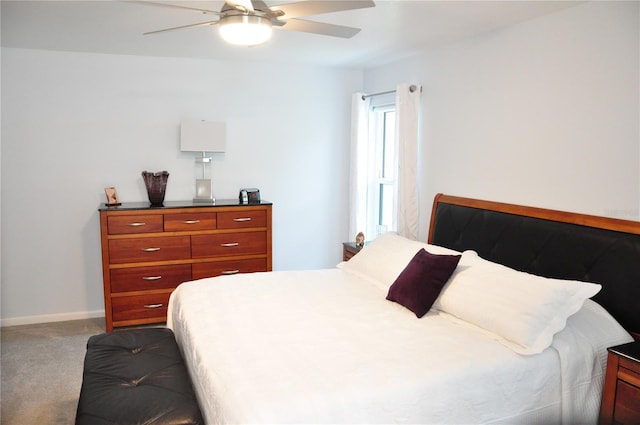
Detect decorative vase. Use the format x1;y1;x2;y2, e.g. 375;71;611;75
142;171;169;206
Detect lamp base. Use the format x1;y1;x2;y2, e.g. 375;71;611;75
194;179;214;203
193;197;215;204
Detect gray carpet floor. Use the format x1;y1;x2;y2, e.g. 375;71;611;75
1;318;105;425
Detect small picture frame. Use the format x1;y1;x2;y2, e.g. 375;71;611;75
104;187;121;206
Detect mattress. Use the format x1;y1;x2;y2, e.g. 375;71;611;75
168;266;631;424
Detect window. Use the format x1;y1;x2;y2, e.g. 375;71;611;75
350;84;420;242
366;105;396;239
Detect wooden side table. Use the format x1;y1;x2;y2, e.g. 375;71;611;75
599;341;640;425
342;242;364;261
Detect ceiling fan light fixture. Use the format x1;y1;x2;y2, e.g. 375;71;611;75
218;13;273;46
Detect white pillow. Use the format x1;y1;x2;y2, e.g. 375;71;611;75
433;251;602;354
337;232;460;291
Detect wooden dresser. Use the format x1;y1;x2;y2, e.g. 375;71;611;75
99;200;272;331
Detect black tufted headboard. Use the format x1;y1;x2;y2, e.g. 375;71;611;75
428;194;640;340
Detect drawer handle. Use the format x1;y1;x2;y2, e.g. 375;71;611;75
128;222;146;227
221;270;240;275
142;276;162;281
233;217;252;222
183;220;201;224
220;242;239;247
141;247;161;252
143;303;163;309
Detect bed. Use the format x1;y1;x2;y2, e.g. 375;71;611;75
168;193;639;424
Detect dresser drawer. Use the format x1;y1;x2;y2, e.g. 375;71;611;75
614;380;640;424
217;210;267;229
164;212;217;232
192;258;267;280
108;236;191;264
619;360;640;386
110;264;192;293
112;293;170;322
192;232;267;258
108;215;163;234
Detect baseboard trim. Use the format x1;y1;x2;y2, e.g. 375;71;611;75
1;310;105;328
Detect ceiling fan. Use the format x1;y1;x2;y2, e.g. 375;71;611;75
129;0;376;46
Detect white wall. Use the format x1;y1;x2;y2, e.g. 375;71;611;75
0;49;361;325
364;1;640;241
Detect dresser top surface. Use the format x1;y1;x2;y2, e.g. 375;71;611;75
608;341;640;363
99;199;272;212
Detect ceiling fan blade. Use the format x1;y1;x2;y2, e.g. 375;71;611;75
271;0;374;20
144;20;219;35
225;0;254;12
250;0;272;14
124;0;219;15
250;0;283;20
277;19;361;38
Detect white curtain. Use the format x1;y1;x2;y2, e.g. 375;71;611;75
394;83;422;240
348;93;370;241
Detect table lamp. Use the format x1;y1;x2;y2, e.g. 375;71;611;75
180;119;226;203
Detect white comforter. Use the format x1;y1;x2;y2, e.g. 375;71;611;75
168;268;631;424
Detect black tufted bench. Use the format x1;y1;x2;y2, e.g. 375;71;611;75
75;327;203;425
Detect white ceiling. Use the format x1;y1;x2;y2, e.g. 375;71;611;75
1;0;581;69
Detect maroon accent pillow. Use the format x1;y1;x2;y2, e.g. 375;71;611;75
386;248;461;318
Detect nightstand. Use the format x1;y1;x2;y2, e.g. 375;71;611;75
599;341;640;425
342;242;364;261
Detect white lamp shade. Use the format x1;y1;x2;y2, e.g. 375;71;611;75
180;120;226;153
